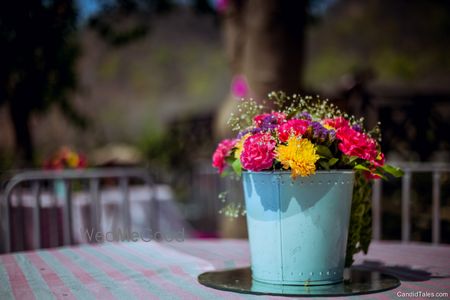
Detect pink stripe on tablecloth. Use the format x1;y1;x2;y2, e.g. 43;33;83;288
50;249;116;300
169;240;235;261
94;244;191;300
120;244;231;299
126;245;211;268
166;240;250;268
25;252;76;300
123;244;245;300
76;246;160;300
1;255;36;300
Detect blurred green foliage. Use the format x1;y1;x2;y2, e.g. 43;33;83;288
345;171;372;267
306;0;450;87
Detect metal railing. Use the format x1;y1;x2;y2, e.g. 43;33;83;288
371;162;450;244
1;168;156;253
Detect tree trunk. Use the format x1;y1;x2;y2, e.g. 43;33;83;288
243;0;307;99
9;101;33;165
215;0;308;138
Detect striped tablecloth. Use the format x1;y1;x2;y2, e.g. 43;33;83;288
0;240;449;299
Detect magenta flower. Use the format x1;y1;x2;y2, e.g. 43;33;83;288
323;116;350;130
240;133;276;171
231;75;249;98
212;139;237;174
277;119;310;142
336;126;379;162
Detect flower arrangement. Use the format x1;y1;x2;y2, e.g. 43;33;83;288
212;91;403;267
212;92;402;179
43;146;87;170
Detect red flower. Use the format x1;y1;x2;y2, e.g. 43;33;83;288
43;147;88;170
336;126;379;163
77;154;88;168
324;117;385;168
240;133;276;171
364;170;382;180
372;152;385;167
212;139;237;174
277;119;310;142
364;155;385;179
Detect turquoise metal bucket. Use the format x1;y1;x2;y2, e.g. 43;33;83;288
242;170;354;285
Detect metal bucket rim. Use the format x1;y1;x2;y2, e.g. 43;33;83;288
243;170;354;175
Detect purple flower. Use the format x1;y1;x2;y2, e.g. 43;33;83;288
259;115;280;131
251;127;263;135
352;124;363;133
295;111;312;120
304;121;336;144
312;122;327;141
237;128;251;139
237;127;263;139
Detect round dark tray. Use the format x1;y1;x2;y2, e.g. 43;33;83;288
198;267;400;297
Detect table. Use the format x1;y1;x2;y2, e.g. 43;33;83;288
0;240;449;299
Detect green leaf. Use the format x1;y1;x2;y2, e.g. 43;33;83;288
231;159;242;176
328;157;339;167
319;160;330;170
342;155;359;165
372;169;387;180
354;164;370;171
316;145;333;159
348;156;359;164
376;173;387;180
382;164;404;177
225;157;235;164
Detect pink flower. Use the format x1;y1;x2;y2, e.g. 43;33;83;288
212;139;237;173
336;126;379;162
216;0;229;13
231;75;249;98
277;119;310;142
240;133;276;171
323;117;350;130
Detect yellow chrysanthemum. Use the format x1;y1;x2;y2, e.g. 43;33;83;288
276;136;319;178
234;133;251;159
